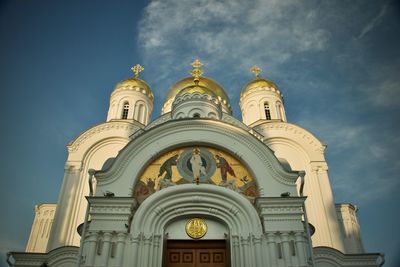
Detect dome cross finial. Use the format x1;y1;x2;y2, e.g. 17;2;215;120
190;59;204;84
131;64;144;78
250;65;262;79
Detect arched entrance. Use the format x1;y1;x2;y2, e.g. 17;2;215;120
128;184;263;267
164;217;229;267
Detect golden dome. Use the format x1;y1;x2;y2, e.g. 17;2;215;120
165;76;230;107
113;78;154;100
240;78;280;98
176;84;217;98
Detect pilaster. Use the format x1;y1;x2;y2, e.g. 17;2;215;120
80;197;136;267
255;197;311;267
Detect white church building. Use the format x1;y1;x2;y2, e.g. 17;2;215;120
8;61;383;267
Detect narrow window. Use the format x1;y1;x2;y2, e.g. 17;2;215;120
122;102;129;119
264;102;271;120
137;104;145;123
276;102;282;120
193;113;200;118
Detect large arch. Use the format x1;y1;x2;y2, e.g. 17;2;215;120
95;119;300;197
127;184;264;267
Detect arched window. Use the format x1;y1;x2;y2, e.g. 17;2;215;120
137;104;145;123
276;102;282;120
264;102;271;120
121;102;129;119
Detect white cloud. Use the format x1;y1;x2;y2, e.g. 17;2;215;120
372;79;400;107
138;0;331;91
298;117;400;204
358;3;388;39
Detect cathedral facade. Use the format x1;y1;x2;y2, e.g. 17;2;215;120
8;61;383;267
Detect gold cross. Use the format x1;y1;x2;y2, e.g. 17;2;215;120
250;65;262;78
190;59;204;84
131;64;144;78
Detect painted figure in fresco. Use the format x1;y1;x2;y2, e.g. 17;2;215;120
158;154;179;180
190;148;207;180
215;154;236;182
133;178;156;203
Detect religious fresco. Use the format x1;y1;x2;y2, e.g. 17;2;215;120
132;147;258;204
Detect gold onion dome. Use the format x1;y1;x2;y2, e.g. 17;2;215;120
167;76;229;104
241;65;281;98
176;83;217;98
165;59;231;112
112;64;154;100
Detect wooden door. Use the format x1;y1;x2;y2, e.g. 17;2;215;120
166;240;227;267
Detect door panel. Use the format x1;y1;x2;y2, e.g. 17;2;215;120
166;240;227;267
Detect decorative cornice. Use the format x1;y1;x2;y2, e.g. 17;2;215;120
67;121;141;153
111;84;154;100
314;246;381;266
172;92;222;109
239;86;284;104
253;121;325;153
10;246;79;265
143;113;172;132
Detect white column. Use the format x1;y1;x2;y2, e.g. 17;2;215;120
231;235;240;267
295;232;308;267
266;233;278;266
47;164;81;250
241;235;252;267
152;234;162;267
281;233;293;267
100;232;112;266
314;165;345;252
130;234;140;266
139;235;152;267
84;232;98;266
252;235;263;267
115;233;126;267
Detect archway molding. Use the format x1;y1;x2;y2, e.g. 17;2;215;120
95;119;299;197
128;184;264;267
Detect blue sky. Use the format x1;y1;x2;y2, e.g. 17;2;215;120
0;0;399;266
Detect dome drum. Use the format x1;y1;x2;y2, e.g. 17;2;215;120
162;77;232;115
107;77;154;124
240;77;286;125
171;91;222;119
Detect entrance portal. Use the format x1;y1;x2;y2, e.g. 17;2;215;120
165;240;228;267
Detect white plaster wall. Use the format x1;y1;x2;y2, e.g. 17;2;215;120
25;204;57;253
240;89;286;125
255;121;345;252
47;121;138;251
165;218;228;240
107;90;153;125
336;204;365;253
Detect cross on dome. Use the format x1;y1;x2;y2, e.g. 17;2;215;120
131;64;144;78
250;65;262;79
190;59;204;84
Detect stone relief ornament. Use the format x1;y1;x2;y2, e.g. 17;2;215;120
185;218;207;239
132;146;258;204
